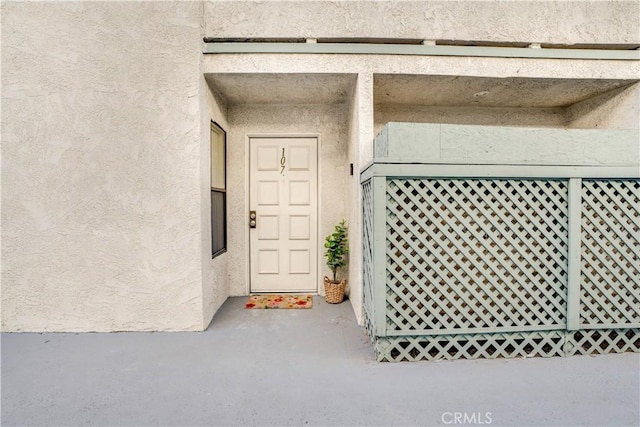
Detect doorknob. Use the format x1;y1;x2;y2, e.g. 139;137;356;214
249;210;256;228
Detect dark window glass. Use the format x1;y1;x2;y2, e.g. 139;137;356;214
211;122;226;258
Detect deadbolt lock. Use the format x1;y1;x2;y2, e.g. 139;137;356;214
249;211;256;228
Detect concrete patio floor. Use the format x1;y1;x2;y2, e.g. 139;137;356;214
2;296;639;426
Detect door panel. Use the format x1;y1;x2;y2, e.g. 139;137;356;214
250;137;318;292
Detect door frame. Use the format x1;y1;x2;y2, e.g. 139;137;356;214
245;133;322;294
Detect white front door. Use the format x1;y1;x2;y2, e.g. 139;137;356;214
249;137;318;292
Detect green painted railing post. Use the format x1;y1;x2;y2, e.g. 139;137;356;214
567;178;582;331
372;175;388;338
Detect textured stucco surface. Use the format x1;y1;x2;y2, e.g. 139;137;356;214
567;82;640;130
373;83;640;134
204;54;640;82
204;0;640;46
375;123;640;166
1;2;207;331
346;73;374;323
374;76;637;108
201;81;230;328
205;74;353;105
223;104;350;297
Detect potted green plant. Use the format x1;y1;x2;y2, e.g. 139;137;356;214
323;219;348;304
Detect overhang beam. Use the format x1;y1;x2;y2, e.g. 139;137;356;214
203;42;640;61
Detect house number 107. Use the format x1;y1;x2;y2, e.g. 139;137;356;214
280;148;286;175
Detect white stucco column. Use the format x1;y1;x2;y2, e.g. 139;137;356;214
348;73;374;324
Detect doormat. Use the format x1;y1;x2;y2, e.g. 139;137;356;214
245;294;313;309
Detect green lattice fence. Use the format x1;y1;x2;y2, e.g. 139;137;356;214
362;171;639;362
362;180;375;339
580;180;640;328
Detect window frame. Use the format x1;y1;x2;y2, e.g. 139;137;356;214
211;121;227;258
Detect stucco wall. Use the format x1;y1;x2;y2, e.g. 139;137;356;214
567;83;640;130
1;2;206;331
204;0;640;45
225;104;350;297
204;55;639;87
201;81;230;327
347;74;374;323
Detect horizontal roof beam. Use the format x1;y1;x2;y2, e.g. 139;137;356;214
203;42;640;61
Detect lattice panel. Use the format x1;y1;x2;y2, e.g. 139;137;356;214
362;180;375;340
374;329;640;361
581;180;640;326
565;329;640;355
376;332;565;362
385;179;569;333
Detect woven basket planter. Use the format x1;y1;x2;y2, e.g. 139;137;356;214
324;277;346;304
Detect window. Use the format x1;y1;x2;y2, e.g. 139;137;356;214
211;122;226;258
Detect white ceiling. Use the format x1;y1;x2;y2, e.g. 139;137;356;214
206;73;355;105
374;75;637;108
205;73;637;108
